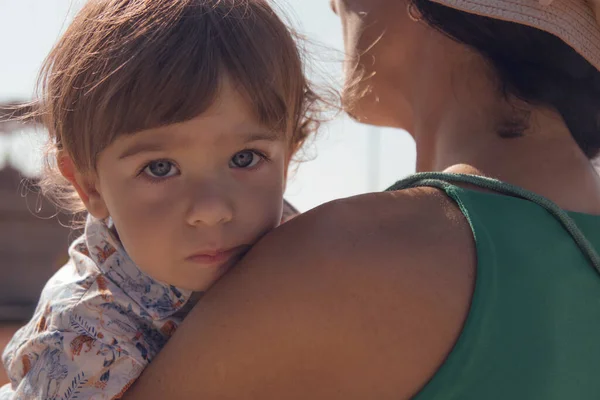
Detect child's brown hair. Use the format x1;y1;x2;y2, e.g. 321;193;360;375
36;0;326;214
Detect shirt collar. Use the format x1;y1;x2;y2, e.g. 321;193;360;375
81;215;194;320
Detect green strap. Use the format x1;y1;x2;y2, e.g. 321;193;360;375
387;172;600;275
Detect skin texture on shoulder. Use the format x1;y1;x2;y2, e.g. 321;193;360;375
123;187;476;399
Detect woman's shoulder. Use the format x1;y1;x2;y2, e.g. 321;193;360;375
274;186;471;259
125;187;476;399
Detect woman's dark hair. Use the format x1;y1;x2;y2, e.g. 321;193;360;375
413;0;600;158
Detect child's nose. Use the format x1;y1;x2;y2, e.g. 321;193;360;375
185;186;234;227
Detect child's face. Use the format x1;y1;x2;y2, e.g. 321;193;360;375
88;81;288;291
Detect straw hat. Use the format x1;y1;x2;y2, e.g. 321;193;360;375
429;0;600;70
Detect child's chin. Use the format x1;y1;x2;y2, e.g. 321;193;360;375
176;266;228;292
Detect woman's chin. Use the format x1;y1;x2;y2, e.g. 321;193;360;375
343;88;413;130
343;99;398;128
342;91;376;124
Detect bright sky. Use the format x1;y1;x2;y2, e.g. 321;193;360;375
0;0;416;211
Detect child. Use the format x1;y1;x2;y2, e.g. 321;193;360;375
0;0;323;398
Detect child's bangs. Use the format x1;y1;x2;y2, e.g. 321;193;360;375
45;1;304;170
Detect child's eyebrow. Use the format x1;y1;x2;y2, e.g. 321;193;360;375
118;141;167;160
242;132;282;143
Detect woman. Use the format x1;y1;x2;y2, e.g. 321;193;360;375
124;0;600;398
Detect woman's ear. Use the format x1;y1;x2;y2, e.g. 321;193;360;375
57;151;110;219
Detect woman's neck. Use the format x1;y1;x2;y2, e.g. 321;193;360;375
406;48;600;213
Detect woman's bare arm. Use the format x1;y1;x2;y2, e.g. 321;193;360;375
124;191;475;400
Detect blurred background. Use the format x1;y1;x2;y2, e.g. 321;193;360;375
0;0;416;384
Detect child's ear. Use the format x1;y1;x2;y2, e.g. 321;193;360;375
57;151;109;219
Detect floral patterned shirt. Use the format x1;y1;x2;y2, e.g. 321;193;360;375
0;217;198;400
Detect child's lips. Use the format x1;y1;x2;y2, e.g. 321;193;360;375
186;245;248;267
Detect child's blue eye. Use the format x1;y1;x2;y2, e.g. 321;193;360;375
229;150;262;169
143;160;178;178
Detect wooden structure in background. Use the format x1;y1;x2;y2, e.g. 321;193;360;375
0;166;75;321
0;101;74;322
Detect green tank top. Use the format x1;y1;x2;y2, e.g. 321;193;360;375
387;173;600;399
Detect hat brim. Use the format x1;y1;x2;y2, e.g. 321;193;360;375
430;0;600;71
